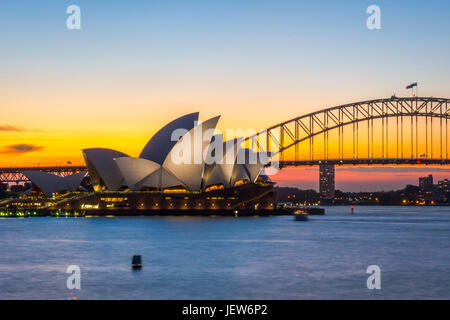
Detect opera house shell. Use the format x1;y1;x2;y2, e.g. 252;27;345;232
11;113;276;215
82;113;270;193
22;170;87;196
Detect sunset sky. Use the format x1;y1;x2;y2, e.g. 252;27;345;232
1;0;450;191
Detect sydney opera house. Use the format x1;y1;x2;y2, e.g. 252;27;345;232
2;113;276;216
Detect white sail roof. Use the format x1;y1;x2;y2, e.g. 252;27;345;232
139;167;184;190
63;171;88;191
114;157;184;190
22;170;62;196
83;148;129;191
232;149;272;184
203;137;242;188
163;116;220;191
114;157;160;191
139;113;199;164
22;170;86;196
231;164;250;185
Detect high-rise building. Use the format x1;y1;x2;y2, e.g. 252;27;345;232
319;164;335;199
437;179;449;193
419;175;433;191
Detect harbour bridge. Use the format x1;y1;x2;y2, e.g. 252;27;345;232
242;96;450;198
1;97;449;194
245;96;449;165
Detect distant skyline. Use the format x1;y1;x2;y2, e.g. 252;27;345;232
272;166;450;192
1;0;450;191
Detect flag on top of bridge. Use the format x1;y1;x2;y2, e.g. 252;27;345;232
406;82;418;89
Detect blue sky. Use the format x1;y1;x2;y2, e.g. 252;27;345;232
2;0;449;104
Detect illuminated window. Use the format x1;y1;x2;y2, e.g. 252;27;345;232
205;184;224;192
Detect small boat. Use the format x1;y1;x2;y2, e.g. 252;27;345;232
132;254;142;269
293;210;309;221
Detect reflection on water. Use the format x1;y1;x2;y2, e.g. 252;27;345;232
1;206;450;299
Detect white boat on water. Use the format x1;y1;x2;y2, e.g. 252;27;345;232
293;210;309;221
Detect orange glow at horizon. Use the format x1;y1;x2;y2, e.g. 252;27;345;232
269;165;450;192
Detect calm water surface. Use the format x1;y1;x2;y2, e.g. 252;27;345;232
1;206;450;299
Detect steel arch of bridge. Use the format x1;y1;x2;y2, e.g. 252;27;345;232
0;166;86;183
245;97;450;166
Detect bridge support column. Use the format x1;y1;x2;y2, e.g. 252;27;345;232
319;164;335;202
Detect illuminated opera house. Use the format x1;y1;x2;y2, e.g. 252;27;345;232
4;113;276;216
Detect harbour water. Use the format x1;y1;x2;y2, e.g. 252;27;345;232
1;206;450;300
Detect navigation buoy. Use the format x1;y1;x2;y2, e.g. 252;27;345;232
132;254;142;269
